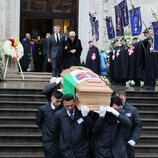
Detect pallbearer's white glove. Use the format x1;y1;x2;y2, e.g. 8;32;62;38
106;106;120;117
99;106;107;118
55;77;61;85
81;106;89;117
128;140;136;147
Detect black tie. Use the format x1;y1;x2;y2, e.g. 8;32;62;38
56;33;59;44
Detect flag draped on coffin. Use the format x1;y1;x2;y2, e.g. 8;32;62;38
105;16;115;39
129;7;142;36
152;22;158;52
94;20;99;41
119;0;129;27
114;4;124;36
89;14;95;36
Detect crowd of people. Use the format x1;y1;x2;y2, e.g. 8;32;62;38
109;28;158;90
20;25;83;76
36;77;141;158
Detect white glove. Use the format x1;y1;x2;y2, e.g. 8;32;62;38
128;140;136;147
81;106;89;117
99;106;107;117
106;106;120;117
55;77;61;85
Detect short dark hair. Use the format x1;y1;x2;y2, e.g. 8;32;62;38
63;93;74;101
110;96;122;107
52;91;63;99
116;90;126;96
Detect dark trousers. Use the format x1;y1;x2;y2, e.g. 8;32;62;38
43;141;61;158
51;56;62;77
42;55;48;72
126;144;135;158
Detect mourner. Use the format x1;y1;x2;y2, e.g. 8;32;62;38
115;91;142;158
36;91;63;158
47;25;65;77
86;40;100;75
64;31;83;69
52;93;92;158
93;96;131;158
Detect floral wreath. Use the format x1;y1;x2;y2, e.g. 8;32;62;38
3;38;24;61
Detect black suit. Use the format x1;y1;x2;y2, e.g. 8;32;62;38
93;110;131;158
48;33;65;76
122;102;142;158
36;103;62;158
52;107;92;158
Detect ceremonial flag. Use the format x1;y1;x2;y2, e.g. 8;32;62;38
94;20;99;41
89;14;95;36
105;16;115;39
119;0;129;27
129;7;142;36
152;22;158;52
114;4;124;36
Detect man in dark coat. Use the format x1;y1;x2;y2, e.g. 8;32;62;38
113;38;128;86
93;96;131;158
36;91;63;158
127;38;144;86
52;94;92;158
64;31;82;69
143;35;156;90
42;33;51;72
20;33;31;71
47;25;65;77
86;40;100;75
115;91;142;158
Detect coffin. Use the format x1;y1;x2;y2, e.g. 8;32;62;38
61;66;113;111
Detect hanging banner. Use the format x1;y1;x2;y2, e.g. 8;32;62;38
152;21;158;52
89;14;95;36
105;16;115;39
94;20;99;41
114;4;124;36
129;7;142;36
119;0;129;27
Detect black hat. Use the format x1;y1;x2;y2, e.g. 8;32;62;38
143;28;149;34
88;40;93;43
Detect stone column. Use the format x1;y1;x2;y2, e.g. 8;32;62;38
78;0;91;62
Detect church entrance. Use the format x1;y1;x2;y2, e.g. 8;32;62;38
20;0;78;39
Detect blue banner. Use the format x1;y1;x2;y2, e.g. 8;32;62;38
129;7;142;36
89;14;95;36
152;22;158;52
119;0;129;27
114;4;124;36
94;20;99;41
105;16;115;39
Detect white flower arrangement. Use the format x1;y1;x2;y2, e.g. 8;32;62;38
3;38;24;61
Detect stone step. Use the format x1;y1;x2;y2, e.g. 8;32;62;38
132;103;158;111
0;101;46;109
141;126;158;135
139;134;158;144
0;125;40;133
0;133;42;143
0;116;36;125
0;88;43;95
0;94;47;102
126;91;158;97
135;144;158;153
136;153;158;158
139;111;158;118
0;109;38;117
127;97;158;104
0;152;44;158
141;118;158;126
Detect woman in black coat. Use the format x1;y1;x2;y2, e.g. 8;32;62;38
63;31;82;69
